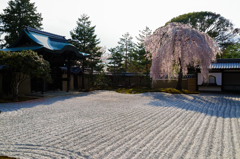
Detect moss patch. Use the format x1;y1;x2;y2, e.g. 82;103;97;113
115;87;199;94
0;156;17;159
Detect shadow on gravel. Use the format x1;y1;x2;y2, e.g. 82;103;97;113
0;91;99;113
141;92;240;118
0;143;89;159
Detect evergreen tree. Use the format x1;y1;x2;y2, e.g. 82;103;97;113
107;47;125;86
166;12;240;49
118;32;135;72
221;43;240;58
70;14;103;87
132;27;152;87
130;27;152;72
107;47;125;73
0;0;43;48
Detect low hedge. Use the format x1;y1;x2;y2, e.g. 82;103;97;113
115;87;199;94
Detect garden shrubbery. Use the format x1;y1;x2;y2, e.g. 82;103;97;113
115;87;199;94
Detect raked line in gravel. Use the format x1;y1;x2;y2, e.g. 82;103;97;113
0;90;240;159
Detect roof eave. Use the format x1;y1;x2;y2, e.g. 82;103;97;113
9;30;42;48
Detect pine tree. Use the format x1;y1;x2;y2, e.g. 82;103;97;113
131;27;152;72
118;32;135;72
107;47;125;73
107;47;125;86
0;0;43;48
131;27;152;87
70;14;103;87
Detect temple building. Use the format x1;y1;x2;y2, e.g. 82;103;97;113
0;26;89;94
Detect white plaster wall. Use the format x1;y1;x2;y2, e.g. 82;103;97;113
198;73;222;85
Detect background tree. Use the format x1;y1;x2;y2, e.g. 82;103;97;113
107;47;125;86
0;0;43;48
0;19;3;46
130;27;152;87
145;23;221;90
70;14;103;87
221;43;240;58
99;46;109;69
118;32;135;72
0;50;51;101
93;46;109;88
166;11;240;49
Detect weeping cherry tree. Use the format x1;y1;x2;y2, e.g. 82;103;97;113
144;23;221;90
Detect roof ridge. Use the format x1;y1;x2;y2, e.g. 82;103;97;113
23;26;66;40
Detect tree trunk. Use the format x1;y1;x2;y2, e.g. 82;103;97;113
146;64;150;88
125;59;127;72
114;63;116;86
176;67;183;90
13;82;19;102
91;67;94;87
82;59;85;89
13;93;18;102
125;42;128;72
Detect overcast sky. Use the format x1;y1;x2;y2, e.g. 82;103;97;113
0;0;240;51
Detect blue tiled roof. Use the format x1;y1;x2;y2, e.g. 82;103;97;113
24;28;71;51
210;63;240;69
25;26;66;41
0;26;89;58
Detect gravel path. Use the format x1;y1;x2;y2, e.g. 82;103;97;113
0;90;240;159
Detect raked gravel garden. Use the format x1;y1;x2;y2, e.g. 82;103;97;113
0;90;240;159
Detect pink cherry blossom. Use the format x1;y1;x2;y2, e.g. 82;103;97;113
144;23;221;84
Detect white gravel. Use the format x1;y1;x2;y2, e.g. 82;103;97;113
0;90;240;159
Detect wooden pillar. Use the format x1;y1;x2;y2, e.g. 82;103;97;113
74;74;78;90
221;71;224;91
82;59;85;89
196;71;199;91
67;59;71;92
